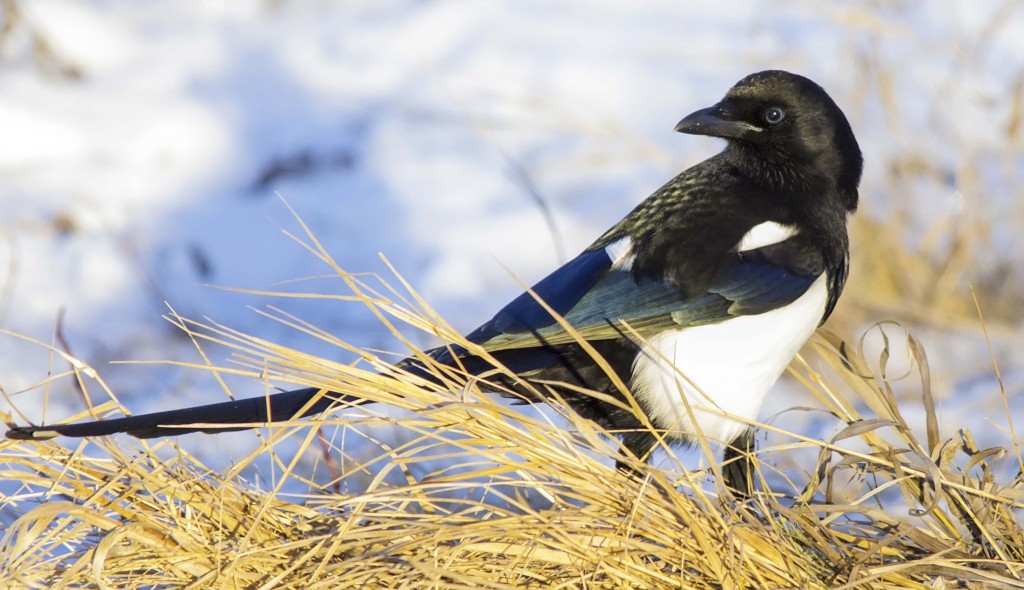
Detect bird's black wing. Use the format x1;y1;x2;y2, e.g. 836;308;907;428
433;242;819;357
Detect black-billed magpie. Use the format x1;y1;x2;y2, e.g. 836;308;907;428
7;71;862;493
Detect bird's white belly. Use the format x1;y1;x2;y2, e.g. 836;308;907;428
630;275;828;445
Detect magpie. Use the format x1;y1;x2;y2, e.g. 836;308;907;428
7;70;862;493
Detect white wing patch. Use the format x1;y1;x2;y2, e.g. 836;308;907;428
604;237;635;271
630;275;828;446
736;221;797;252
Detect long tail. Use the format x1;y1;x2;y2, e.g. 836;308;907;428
5;387;365;440
4;346;567;441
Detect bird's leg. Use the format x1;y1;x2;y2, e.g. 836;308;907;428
721;428;756;498
616;431;658;476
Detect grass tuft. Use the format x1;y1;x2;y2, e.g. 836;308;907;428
1;220;1022;588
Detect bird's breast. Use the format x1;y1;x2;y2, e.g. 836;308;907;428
629;274;828;446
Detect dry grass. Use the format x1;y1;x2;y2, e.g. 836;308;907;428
1;218;1022;589
824;2;1024;333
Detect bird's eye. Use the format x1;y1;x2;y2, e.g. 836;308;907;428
763;106;785;126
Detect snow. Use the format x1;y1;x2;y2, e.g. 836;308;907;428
1;1;1022;496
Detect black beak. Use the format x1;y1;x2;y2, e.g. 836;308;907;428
674;102;760;140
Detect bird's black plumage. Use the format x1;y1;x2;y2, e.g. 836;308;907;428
7;71;862;494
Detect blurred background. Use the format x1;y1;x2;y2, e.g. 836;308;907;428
1;1;1021;493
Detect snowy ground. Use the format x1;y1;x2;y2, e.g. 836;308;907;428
1;1;1022;497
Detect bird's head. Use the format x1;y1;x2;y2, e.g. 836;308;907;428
675;70;862;211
